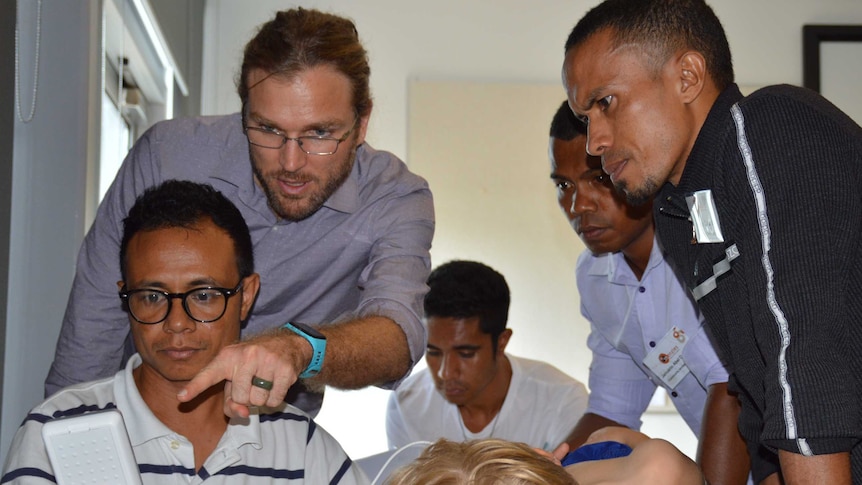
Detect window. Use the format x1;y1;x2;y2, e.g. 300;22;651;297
98;0;184;201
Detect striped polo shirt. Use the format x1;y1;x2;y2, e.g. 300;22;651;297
2;354;369;484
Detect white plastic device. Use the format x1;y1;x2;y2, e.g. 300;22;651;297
41;409;143;485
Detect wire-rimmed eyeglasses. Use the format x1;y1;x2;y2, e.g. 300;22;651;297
118;283;243;325
244;117;359;155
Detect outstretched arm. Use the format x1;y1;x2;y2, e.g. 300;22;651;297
181;149;434;416
178;315;410;417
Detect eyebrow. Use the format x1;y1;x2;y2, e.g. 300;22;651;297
246;112;345;133
130;277;221;290
188;278;223;287
427;344;482;352
245;112;278;127
572;86;607;116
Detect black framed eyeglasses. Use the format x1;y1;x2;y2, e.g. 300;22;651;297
118;283;243;325
243;117;359;155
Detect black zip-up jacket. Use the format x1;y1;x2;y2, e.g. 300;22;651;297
656;83;862;481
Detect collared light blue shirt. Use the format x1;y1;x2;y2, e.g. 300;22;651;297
577;237;729;435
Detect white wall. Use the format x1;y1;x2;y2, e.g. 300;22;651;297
1;0;202;468
201;0;862;461
202;0;862;160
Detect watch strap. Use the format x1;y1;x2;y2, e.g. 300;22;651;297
282;322;326;378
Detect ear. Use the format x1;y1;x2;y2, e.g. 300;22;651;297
677;51;707;104
239;273;261;321
496;328;513;355
117;281;124;291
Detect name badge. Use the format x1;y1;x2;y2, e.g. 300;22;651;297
686;190;724;244
643;327;690;389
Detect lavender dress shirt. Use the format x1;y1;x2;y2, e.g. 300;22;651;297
577;237;729;435
46;113;434;414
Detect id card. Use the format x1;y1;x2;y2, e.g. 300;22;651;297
643;327;690;389
686;190;724;244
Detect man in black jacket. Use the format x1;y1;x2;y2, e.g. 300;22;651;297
562;1;862;484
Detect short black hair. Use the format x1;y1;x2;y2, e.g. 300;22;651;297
424;261;510;346
564;0;733;90
549;100;587;141
119;180;254;281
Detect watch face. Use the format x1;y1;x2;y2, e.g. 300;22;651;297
291;322;326;340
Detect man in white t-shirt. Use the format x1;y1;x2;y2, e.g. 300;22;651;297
386;260;588;451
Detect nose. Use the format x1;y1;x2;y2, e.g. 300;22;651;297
437;353;458;380
585;118;609;156
570;181;597;217
278;139;309;173
162;299;196;334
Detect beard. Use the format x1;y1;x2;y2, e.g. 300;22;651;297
615;175;660;207
250;144;357;222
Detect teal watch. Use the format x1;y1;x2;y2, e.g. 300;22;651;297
282;322;327;378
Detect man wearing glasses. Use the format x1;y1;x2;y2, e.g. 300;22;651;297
46;8;434;420
3;180;367;484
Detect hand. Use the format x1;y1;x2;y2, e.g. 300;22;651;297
552;442;571;463
534;444;568;467
177;331;310;417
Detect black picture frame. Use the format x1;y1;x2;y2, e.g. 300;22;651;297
802;25;862;93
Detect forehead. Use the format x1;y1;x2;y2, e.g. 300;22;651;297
124;222;237;284
246;65;354;123
551;136;601;177
427;316;491;347
563;29;649;113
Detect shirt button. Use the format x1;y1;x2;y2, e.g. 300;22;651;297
638;286;646;293
671;391;678;397
649;341;656;348
170;440;180;450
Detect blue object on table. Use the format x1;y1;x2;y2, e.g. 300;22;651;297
561;441;633;466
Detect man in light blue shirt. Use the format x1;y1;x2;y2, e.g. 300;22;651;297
547;101;749;485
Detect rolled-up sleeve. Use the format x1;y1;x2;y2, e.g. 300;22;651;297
358;187;435;387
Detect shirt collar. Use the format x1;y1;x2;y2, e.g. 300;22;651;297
114;354;174;447
115;354;262;449
676;83;744;193
319;145;363;214
586;235;664;285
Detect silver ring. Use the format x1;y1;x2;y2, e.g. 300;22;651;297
251;375;273;391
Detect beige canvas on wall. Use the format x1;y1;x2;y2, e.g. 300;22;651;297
407;80;591;384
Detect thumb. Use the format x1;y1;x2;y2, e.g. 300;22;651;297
552;442;570;462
